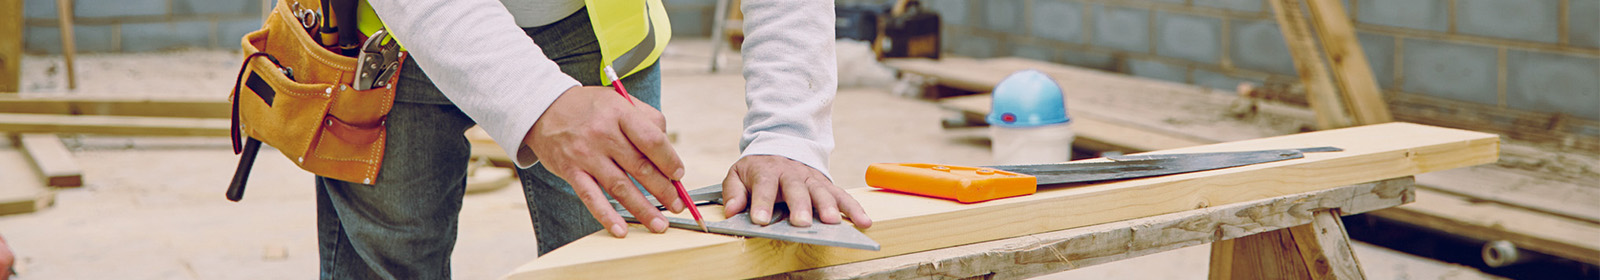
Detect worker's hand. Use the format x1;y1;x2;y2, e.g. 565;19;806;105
526;86;687;238
720;155;872;228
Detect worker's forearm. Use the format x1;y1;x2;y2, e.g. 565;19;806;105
737;0;839;179
366;0;579;168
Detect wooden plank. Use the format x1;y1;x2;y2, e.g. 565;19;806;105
0;97;231;119
940;94;1211;153
1416;165;1600;223
0;0;22;93
55;0;76;90
15;133;80;187
1287;210;1367;280
766;178;1412;280
1268;0;1354;130
1211;227;1313;280
1305;0;1391;125
0;113;230;136
505;123;1498;279
1369;189;1600;265
0;148;55;215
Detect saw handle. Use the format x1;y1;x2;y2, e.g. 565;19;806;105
865;163;1037;203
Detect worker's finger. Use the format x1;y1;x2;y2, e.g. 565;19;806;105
565;171;631;238
746;167;781;225
588;158;670;234
721;167;749;218
781;172;814;227
807;177;843;225
611;150;683;214
831;186;872;228
619;108;685;181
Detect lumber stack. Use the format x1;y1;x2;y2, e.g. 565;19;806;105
506;122;1499;279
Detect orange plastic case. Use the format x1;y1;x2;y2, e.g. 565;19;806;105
865;163;1038;203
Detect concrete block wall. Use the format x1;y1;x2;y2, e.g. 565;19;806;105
21;0;267;53
918;0;1600;120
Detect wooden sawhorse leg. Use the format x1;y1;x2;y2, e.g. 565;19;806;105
1210;209;1367;280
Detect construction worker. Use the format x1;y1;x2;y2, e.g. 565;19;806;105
314;0;870;278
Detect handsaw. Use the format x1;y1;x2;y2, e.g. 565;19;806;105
608;184;881;251
866;147;1342;203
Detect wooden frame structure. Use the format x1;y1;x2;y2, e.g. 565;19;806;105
506;123;1499;279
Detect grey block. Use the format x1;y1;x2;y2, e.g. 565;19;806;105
1194;0;1263;12
1155;12;1221;63
1193;69;1266;91
76;0;168;18
668;8;712;37
982;0;1024;34
1092;4;1150;53
1060;50;1118;71
1012;43;1055;61
1229;19;1295;75
23;0;56;19
925;0;968;26
219;18;263;51
1031;0;1085;43
1456;0;1559;43
1128;58;1187;83
121;20;214;52
1356;0;1448;32
23;24;118;54
173;0;260;15
1356;32;1395;89
1400;38;1499;105
1506;51;1600;120
1570;0;1600;48
951;37;1002;58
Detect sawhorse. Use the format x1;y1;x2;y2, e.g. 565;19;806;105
764;177;1411;280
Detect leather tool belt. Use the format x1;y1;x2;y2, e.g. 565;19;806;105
227;0;403;200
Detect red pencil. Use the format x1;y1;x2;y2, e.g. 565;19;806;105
605;65;706;232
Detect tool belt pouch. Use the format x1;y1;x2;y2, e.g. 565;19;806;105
229;0;402;185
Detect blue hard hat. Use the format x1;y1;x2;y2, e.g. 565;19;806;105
988;70;1070;127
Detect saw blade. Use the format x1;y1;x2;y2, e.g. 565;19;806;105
986;147;1342;185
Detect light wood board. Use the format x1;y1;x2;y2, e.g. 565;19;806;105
506;123;1498;279
0;113;230;136
1305;0;1392;125
0;0;22;93
16;133;81;187
766;178;1411;279
1368;190;1600;265
0;148;55;215
1269;0;1354;129
0;96;231;119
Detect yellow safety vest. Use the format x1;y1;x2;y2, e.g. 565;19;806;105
355;0;671;85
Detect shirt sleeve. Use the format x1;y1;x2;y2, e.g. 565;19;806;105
367;0;579;168
737;0;839;180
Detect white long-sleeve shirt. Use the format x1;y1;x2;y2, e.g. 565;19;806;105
364;0;838;178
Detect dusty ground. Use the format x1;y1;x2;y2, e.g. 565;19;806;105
0;39;1502;279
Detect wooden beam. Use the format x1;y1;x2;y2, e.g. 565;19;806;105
1268;0;1354;130
1287;211;1367;280
1210;227;1313;280
0;148;55;215
0;0;22;93
15;133;80;187
506;123;1498;279
1306;0;1391;125
765;178;1412;279
55;0;75;90
0;97;231;119
1367;189;1600;265
0;113;230;136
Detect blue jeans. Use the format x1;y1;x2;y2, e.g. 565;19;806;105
315;8;661;279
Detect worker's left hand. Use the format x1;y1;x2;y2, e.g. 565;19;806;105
720;155;872;228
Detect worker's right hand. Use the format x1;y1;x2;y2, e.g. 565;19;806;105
525;86;687;238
